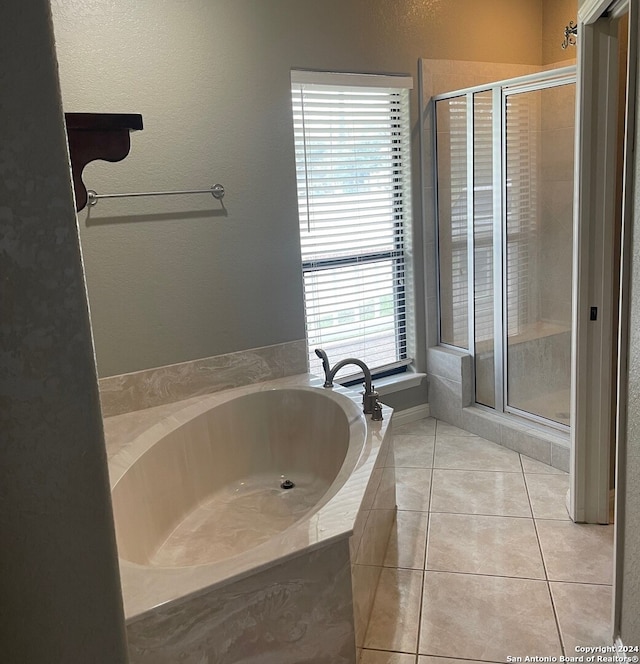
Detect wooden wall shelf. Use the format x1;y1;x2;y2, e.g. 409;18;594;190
65;113;143;212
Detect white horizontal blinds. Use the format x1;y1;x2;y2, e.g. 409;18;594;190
436;96;469;348
292;75;412;374
505;91;538;338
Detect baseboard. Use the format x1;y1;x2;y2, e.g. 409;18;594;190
391;404;430;427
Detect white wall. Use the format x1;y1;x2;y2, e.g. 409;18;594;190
50;0;544;378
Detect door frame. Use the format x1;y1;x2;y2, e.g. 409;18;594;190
570;0;634;525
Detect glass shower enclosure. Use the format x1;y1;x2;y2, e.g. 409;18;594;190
434;67;576;429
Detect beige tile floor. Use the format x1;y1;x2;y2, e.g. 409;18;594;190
361;418;614;664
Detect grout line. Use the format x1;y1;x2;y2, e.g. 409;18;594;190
413;439;439;658
546;578;567;656
414;568;549;583
544;578;613;587
522;452;566;657
360;646;419;656
519;516;573;522
428;508;533;518
394;432;437;438
412;653;506;664
361;645;503;662
413;451;436;659
422;510;431;571
430;425;437;467
374;563;611;581
393;465;435;470
534;516;600;523
431;466;524;473
426;510;534;520
414;463;434;658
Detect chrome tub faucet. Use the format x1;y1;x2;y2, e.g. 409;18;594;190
314;348;383;421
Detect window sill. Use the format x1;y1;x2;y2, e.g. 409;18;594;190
339;371;426;396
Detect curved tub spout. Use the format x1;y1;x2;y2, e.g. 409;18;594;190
314;348;383;420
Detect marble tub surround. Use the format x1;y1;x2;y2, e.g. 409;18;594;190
351;423;397;656
360;417;614;662
99;338;308;417
105;373;394;662
127;539;356;664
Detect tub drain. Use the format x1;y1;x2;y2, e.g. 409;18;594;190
280;479;295;490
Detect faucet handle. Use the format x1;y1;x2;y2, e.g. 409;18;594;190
362;387;379;415
371;397;383;421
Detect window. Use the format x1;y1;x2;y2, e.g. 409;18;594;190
291;71;413;376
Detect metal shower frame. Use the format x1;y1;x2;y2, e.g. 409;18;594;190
431;65;577;432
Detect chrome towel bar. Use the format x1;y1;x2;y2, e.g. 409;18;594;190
86;183;225;206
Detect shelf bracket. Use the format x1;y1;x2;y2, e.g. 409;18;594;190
65;113;143;212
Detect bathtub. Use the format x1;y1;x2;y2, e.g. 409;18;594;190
105;374;395;663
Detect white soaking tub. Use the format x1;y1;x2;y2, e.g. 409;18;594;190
106;375;395;664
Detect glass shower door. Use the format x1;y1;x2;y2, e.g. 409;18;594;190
435;90;499;407
504;84;575;426
436;96;469;350
434;68;575;430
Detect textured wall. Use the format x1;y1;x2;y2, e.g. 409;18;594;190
49;0;544;378
620;37;640;644
542;0;578;65
0;2;128;661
